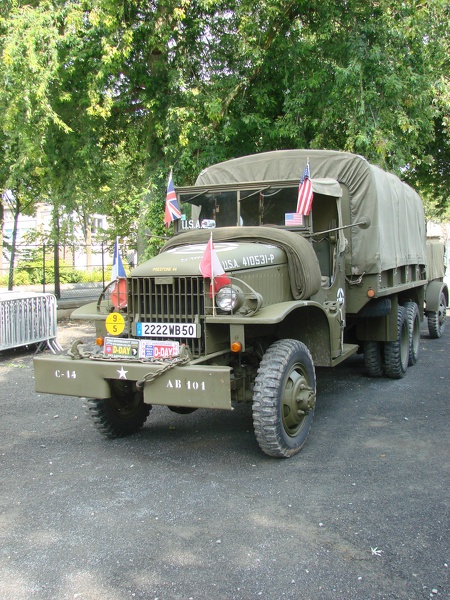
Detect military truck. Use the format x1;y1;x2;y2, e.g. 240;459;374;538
34;150;448;457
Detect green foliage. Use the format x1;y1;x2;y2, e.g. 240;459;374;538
15;256;80;284
404;116;450;222
9;258;106;285
1;0;449;248
0;4;67;193
78;268;105;283
0;270;31;287
139;174;174;261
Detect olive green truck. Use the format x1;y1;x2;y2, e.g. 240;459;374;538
34;150;448;457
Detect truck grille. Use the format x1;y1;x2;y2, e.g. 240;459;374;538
129;276;205;357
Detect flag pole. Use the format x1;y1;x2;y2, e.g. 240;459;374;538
210;232;216;316
115;236;119;278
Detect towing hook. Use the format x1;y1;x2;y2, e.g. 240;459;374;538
68;339;87;360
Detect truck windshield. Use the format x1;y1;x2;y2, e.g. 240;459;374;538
175;185;309;232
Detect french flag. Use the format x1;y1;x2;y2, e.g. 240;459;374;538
199;235;231;297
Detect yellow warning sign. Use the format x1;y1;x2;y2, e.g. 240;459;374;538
105;312;125;336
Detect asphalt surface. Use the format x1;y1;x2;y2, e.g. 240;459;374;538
0;317;449;600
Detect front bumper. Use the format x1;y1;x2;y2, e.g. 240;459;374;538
33;355;232;410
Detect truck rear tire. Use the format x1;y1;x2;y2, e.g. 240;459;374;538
252;339;316;458
427;291;447;339
86;381;151;438
384;306;409;379
363;341;385;377
404;301;420;365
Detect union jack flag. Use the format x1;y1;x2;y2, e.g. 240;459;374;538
296;162;314;216
164;170;181;227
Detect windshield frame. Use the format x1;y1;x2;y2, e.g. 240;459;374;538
174;180;311;233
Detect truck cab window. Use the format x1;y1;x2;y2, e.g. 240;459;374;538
240;187;301;227
310;195;340;286
197;192;237;227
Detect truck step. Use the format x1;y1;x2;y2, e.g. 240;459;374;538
331;343;359;366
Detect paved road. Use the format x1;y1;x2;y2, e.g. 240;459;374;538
1;318;448;600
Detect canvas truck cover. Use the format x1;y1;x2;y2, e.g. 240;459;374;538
195;149;427;276
426;239;446;281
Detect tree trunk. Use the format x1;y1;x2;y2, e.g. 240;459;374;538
85;219;92;268
0;200;4;274
53;209;61;299
8;198;20;290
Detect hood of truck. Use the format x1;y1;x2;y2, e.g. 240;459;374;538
131;242;287;277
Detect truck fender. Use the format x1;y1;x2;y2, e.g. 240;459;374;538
71;301;104;320
425;281;449;312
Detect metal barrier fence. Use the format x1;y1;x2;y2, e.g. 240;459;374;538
1;242;134;303
0;292;61;352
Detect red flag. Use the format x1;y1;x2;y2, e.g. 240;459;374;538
110;237;127;309
199;235;231;297
164;170;181;227
296;162;313;215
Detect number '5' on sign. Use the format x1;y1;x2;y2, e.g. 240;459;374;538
105;313;125;335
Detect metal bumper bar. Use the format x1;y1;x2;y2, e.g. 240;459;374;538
33;355;232;410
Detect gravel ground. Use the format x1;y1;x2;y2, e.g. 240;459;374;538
0;316;449;600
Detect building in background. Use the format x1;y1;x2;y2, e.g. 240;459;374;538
1;200;110;283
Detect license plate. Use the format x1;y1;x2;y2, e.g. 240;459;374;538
139;340;180;359
104;337;139;358
136;322;199;338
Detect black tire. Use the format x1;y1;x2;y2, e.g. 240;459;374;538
364;341;384;377
384;306;409;379
404;301;420;365
168;406;198;415
86;381;151;438
252;339;316;458
358;298;392;318
428;291;447;339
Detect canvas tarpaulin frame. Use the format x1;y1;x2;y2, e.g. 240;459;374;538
190;149;426;275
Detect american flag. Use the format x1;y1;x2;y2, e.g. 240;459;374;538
164;170;181;227
296;162;314;216
285;213;303;226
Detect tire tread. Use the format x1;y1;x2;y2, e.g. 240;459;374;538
86;396;151;438
384;306;409;379
252;339;316;458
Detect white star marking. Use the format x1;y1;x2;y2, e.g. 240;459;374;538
117;367;128;379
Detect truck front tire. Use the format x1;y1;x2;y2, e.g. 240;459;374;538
252;339;316;458
86;381;151;438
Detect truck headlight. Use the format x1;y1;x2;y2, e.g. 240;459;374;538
215;286;244;313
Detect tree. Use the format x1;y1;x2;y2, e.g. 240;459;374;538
404;116;450;221
0;3;70;192
2;185;39;289
401;1;450;219
0;3;67;287
1;0;448;272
